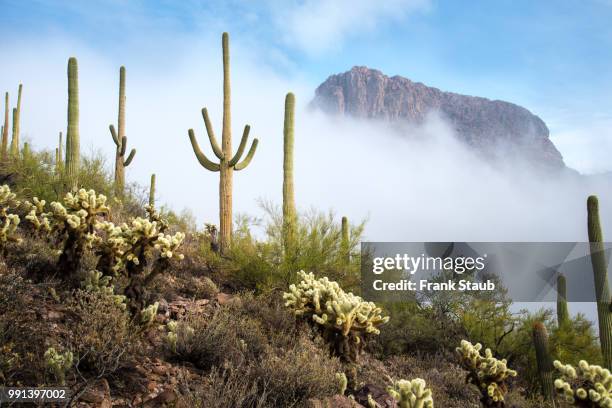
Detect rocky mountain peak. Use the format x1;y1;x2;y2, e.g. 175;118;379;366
311;66;565;169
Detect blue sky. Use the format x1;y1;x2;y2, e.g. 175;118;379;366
2;0;612;175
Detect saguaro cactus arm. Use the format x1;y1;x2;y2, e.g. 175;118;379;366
188;129;220;171
201;108;223;159
123;145;136;166
109;125;136;167
231;126;258;169
228;125;251;166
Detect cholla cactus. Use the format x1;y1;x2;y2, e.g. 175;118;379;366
387;378;434;408
336;372;348;395
23;197;51;232
283;271;389;363
553;360;611;407
29;189;110;275
100;207;184;312
139;302;159;326
456;340;517;407
166;320;178;353
81;270;126;309
44;347;73;385
0;185;21;252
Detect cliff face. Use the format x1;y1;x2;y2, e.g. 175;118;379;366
311;66;565;168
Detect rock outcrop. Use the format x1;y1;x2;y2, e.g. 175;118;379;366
311;66;565;168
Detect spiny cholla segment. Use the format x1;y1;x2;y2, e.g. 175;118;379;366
0;185;21;247
387;378;434;408
283;271;389;336
456;340;517;404
553;360;611;407
100;205;184;273
50;189;109;232
81;270;126;309
24;197;50;232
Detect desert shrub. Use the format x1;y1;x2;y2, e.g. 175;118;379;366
251;336;340;407
0;269;60;385
176;336;340;408
227;202;365;292
178;363;266;408
65;290;138;377
170;307;268;370
373;301;464;357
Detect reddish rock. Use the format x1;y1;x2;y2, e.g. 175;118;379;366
79;378;111;407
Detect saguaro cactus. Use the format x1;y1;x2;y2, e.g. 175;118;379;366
587;195;612;369
283;92;297;257
187;32;258;253
109;66;136;196
9;84;22;158
65;57;80;190
341;216;350;263
1;92;8;160
533;322;555;402
56;132;64;173
557;274;570;327
149;173;156;207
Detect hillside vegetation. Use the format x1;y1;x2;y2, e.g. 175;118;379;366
0;32;610;408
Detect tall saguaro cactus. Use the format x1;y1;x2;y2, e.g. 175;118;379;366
587;195;612;369
557;274;569;327
56;132;64;173
283;92;297;257
149;173;156;208
1;92;8;160
109;66;136;196
532;322;555;402
65;57;80;190
188;32;258;253
9;84;22;158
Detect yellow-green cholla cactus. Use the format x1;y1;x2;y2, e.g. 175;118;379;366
44;347;73;385
81;270;126;309
109;213;184;312
31;189;110;275
456;340;517;407
0;184;21;252
283;271;389;363
387;378;434;408
139;302;159;326
553;360;611;407
23;197;51;232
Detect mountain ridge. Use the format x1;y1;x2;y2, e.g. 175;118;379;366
311;66;565;169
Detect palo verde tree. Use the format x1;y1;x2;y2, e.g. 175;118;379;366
109;66;136;196
187;32;258;253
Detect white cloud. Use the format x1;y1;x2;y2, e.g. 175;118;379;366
270;0;431;55
550;117;612;174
